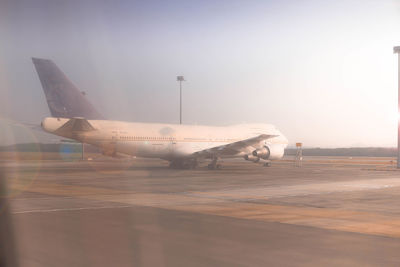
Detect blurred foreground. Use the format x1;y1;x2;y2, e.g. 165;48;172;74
3;157;400;266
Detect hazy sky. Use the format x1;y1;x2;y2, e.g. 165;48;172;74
0;0;400;147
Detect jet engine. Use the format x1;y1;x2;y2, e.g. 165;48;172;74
252;144;285;160
102;149;116;157
252;147;270;159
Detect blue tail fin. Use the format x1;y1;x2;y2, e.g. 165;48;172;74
32;58;104;120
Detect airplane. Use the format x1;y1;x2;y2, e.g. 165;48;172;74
32;58;288;169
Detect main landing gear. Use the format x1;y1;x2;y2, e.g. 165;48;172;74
169;156;224;170
263;161;271;167
207;157;222;170
169;159;198;169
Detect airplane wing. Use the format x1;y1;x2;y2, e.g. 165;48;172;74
20;122;43;132
0;119;43;133
190;134;278;159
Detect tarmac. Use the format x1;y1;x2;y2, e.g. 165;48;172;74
2;156;400;266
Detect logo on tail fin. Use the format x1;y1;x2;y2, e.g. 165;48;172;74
32;58;104;120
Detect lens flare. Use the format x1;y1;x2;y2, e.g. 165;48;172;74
0;118;42;199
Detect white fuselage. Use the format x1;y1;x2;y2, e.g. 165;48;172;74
41;117;288;160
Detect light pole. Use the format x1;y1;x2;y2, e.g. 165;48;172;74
177;76;185;124
394;46;400;168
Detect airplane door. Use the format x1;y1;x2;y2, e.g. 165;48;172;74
102;130;118;156
168;137;177;156
111;130;119;141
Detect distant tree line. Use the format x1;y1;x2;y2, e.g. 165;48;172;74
285;147;397;157
0;143;100;153
0;143;397;157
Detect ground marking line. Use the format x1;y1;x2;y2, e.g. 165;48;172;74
12;205;133;214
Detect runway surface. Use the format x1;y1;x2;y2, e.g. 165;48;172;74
2;157;400;266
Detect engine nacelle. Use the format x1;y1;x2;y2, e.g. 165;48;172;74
252;144;285;160
102;149;116;157
252;147;270;159
244;154;260;163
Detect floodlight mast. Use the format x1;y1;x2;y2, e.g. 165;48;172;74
177;76;185;124
394;46;400;168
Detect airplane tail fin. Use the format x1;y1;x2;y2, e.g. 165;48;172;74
32;58;104;120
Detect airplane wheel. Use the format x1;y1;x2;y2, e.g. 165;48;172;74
216;164;222;169
263;162;271;167
190;162;198;169
169;161;181;169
